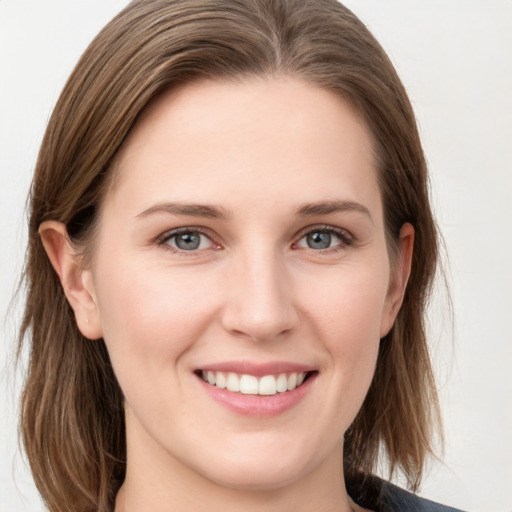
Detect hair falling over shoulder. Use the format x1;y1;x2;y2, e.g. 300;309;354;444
18;1;442;510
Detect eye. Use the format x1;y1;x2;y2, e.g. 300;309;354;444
158;229;216;252
295;227;351;251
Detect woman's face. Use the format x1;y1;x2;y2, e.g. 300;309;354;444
84;78;410;491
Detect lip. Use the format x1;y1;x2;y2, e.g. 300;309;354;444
198;360;314;377
195;361;318;417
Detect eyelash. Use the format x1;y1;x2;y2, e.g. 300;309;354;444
156;227;219;254
294;225;354;252
155;225;354;254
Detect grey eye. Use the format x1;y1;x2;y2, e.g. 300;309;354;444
160;228;217;253
296;228;347;251
169;231;210;251
306;231;333;250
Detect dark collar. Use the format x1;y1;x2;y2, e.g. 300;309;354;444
346;474;465;512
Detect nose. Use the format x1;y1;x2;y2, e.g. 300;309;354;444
221;248;298;343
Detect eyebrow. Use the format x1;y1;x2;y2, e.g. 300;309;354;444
295;200;373;223
136;199;372;222
136;202;231;219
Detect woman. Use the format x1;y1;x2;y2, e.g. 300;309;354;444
18;0;464;511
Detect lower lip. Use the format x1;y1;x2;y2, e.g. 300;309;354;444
197;373;316;417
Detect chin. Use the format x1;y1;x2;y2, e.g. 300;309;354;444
199;463;306;492
183;437;325;493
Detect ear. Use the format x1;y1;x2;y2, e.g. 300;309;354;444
380;223;414;338
39;221;103;340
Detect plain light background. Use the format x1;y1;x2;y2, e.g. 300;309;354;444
1;1;511;511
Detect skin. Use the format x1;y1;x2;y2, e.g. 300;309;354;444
41;77;413;512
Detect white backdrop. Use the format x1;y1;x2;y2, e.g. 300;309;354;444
1;2;511;511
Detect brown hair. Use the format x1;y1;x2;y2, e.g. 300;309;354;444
18;1;441;510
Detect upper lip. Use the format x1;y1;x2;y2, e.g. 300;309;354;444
197;361;315;376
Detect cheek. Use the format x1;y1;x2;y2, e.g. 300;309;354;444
301;263;389;393
92;256;219;388
304;263;389;343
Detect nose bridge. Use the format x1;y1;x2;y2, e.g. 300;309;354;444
222;243;297;342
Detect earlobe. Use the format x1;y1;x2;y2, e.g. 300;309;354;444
380;223;414;338
39;221;103;340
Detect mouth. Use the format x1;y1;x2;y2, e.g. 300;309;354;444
195;363;318;416
196;370;315;396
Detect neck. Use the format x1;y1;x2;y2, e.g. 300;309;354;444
117;464;355;512
116;421;355;512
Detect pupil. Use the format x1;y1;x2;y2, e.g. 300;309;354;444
307;232;331;249
176;232;200;250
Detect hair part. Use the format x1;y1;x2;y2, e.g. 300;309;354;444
19;1;441;510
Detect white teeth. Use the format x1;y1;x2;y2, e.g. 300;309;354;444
216;371;226;389
240;374;259;394
287;373;297;391
226;372;240;392
201;370;309;395
258;375;277;395
276;373;288;392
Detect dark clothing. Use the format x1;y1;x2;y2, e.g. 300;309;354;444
347;475;465;511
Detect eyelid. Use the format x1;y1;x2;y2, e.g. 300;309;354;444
293;224;354;250
155;226;221;253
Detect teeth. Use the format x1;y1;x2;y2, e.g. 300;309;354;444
216;371;227;389
201;371;308;395
259;375;277;395
226;372;240;392
240;374;259;394
287;373;297;391
276;373;288;392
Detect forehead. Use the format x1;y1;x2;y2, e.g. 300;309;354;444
105;77;380;218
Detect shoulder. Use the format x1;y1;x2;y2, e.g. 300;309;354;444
347;475;466;512
379;481;465;512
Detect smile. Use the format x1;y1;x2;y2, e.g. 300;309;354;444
196;365;317;416
200;371;308;395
